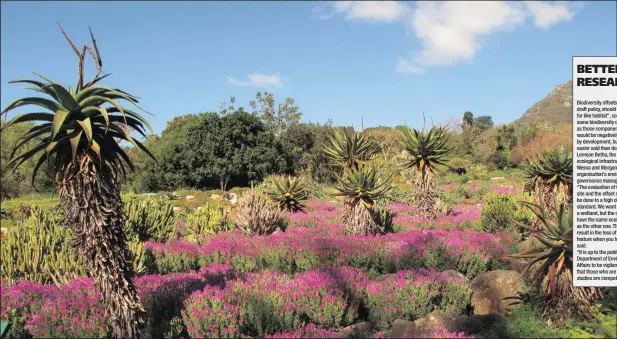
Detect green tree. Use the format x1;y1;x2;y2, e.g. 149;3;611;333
474;115;494;131
249;91;302;135
1;25;153;338
136;109;288;191
0;120;55;199
463;111;474;127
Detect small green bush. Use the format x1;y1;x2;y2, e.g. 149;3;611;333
480;193;518;233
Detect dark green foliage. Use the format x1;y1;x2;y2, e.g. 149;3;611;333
0;121;56;198
278;122;339;183
131;110;289;191
474;116;494;131
487;150;512;170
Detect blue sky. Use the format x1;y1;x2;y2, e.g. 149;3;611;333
1;1;615;135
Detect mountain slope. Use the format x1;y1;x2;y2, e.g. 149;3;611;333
516;80;572;127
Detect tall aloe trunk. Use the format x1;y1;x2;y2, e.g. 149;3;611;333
413;168;437;219
58;153;144;338
342;198;379;236
535;180;572;210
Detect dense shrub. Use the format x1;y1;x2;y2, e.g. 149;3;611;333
182;285;245;338
266;324;337;338
182;267;366;337
480;193;518;233
145;225;514;279
279;121;337;183
487;150;512;170
129;110;289;192
364;269;470;329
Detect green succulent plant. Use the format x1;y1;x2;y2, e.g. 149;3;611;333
335;166;392;209
509;201;603;325
524;146;572;208
123;196;176;242
399;126;453;219
324;127;381;170
0;207;85;285
183;203;233;242
266;175;308;213
335;166;393;236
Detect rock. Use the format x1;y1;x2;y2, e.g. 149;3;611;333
185;195;196;201
336;321;373;338
173;206;183;213
470;270;523;315
389;319;420;338
210;194;222;200
507;257;529;274
415;311;469;333
196;206;203;211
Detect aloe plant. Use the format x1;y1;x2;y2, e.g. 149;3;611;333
1;24;153;337
266;175;308;213
509;201;603;325
399;126;453;219
324;127;381;171
335;166;393;235
524;146;572;208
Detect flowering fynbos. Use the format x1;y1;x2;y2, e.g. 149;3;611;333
182;285;246;338
266;323;337;338
146;210;514;278
0;268;234;338
364;269;470;329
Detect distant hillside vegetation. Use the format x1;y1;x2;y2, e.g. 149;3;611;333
516;80;572;127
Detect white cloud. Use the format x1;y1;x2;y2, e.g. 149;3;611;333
523;1;574;29
409;1;526;67
315;1;577;74
227;73;287;88
331;1;411;22
396;57;424;74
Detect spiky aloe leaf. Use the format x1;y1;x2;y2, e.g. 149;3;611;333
335;166;392;208
324;127;381;170
266;175;308;213
1;76;156;182
399;125;453;174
